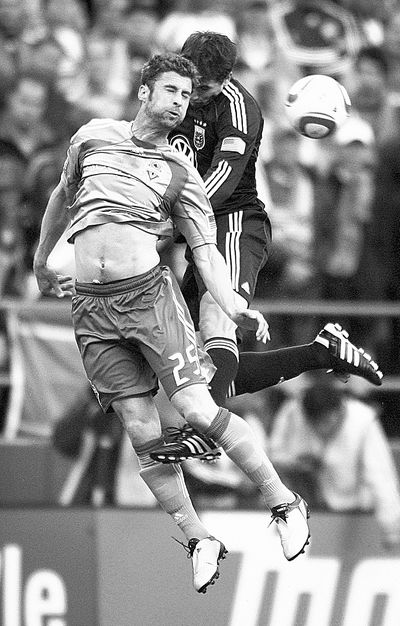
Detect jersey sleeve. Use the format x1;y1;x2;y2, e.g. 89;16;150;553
60;119;120;195
170;157;217;250
60;124;88;196
203;85;262;210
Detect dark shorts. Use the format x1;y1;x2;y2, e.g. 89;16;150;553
181;209;272;326
72;266;211;412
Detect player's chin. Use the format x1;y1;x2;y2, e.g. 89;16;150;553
165;112;182;126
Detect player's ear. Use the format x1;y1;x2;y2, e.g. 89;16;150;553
223;73;232;87
138;84;149;102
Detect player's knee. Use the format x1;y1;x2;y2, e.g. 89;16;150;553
112;395;161;443
171;386;218;431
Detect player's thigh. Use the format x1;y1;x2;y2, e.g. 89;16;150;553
140;267;209;398
73;292;158;412
79;338;157;413
215;210;271;302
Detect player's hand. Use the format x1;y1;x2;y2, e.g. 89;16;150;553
233;309;270;343
34;265;74;298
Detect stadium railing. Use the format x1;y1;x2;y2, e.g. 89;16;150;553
1;296;399;392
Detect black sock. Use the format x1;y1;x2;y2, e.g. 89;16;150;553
234;343;330;395
205;339;239;406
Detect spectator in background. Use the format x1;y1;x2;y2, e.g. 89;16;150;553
23;139;71;273
0;0;83;92
0;140;28;298
63;32;131;125
232;0;278;114
0;73;74;272
125;3;160;65
122;3;161;122
268;0;363;81
268;374;400;551
360;133;400;378
0;74;63;159
263;0;366;168
340;0;386;46
313;116;376;344
0;0;43;94
382;5;400;105
45;0;87;87
256;126;318;347
345;45;400;144
53;384;124;506
61;0;131;124
156;0;236;52
0;140;27;417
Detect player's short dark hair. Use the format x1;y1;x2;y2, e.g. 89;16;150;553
181;31;237;82
140;53;199;92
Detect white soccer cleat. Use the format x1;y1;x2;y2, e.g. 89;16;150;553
188;536;228;593
270;493;311;561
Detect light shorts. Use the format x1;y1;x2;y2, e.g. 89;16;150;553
72;265;213;412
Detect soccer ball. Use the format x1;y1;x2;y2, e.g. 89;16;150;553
285;75;351;139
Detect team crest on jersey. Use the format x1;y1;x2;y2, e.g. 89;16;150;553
147;160;162;180
193;119;206;150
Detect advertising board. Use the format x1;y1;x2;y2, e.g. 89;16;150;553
0;510;97;626
1;509;400;626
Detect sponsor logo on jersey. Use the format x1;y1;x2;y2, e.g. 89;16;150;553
193;119;206;150
170;135;196;166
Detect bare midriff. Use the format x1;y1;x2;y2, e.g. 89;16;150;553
73;223;160;282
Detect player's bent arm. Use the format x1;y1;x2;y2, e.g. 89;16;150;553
192;243;269;342
33;181;73;298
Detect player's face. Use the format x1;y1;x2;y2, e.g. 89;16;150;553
144;71;192;129
190;79;225;106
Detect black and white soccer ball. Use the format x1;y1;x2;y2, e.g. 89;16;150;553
285;74;351;139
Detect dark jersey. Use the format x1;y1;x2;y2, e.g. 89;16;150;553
169;78;266;217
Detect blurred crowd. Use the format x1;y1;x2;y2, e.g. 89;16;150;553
0;0;399;370
1;0;400;540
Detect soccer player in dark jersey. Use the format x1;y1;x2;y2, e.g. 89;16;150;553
150;31;383;463
33;52;310;593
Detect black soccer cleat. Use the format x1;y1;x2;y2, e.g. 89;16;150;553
314;323;383;386
150;424;221;463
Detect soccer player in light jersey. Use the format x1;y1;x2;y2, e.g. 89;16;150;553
33;53;310;593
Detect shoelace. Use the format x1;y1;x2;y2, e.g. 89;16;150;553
269;503;289;526
164;424;194;443
172;536;197;558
